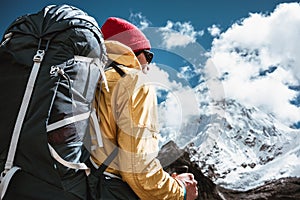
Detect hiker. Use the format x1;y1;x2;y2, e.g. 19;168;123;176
89;17;198;200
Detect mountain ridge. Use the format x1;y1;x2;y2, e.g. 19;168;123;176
167;97;300;191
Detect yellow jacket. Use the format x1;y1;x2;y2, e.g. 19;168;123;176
90;40;184;200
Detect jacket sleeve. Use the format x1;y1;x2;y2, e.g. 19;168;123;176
112;72;185;200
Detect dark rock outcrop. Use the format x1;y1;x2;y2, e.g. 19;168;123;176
157;141;300;200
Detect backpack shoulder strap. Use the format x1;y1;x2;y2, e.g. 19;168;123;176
0;49;45;199
90;147;119;176
3;49;45;173
110;61;126;77
87;61;125;177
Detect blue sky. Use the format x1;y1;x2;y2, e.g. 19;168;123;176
0;0;295;49
1;0;300;130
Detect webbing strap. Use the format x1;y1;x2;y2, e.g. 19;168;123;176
90;109;103;147
46;111;91;132
93;147;118;177
48;144;89;174
74;55;93;63
74;55;109;92
88;147;118;178
0;167;20;200
4;50;45;172
111;62;126;77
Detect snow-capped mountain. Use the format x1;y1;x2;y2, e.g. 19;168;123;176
179;97;300;191
152;2;300;193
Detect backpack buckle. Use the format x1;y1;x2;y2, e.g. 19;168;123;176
33;50;45;63
0;170;5;183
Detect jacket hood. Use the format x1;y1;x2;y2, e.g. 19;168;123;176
104;40;141;70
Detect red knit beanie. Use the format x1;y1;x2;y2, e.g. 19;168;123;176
101;17;151;53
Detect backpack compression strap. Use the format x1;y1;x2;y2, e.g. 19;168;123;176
46;56;107;175
47;108;104;175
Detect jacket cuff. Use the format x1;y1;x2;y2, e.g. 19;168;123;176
176;179;187;200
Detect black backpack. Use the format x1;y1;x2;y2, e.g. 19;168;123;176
0;4;107;200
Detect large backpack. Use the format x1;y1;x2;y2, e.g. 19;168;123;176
0;4;107;200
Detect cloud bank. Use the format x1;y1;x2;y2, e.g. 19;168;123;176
131;2;300;129
209;2;300;128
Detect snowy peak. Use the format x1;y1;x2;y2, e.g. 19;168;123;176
184;98;300;191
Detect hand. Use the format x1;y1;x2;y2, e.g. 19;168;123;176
172;173;198;200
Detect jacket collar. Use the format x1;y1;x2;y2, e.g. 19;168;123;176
104;40;141;70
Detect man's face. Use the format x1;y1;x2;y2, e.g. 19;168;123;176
136;50;153;74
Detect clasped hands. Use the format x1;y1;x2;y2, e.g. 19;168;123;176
172;172;198;200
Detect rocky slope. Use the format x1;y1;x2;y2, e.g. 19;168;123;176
158;141;300;200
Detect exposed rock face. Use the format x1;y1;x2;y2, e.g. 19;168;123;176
157;141;300;200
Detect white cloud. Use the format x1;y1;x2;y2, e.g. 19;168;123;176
129;12;151;30
130;15;203;137
209;2;300;127
178;65;196;80
159;20;204;49
208;24;221;37
147;63;200;118
146;63;200;142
